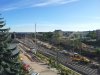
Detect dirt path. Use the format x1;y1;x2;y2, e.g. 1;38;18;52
20;53;58;75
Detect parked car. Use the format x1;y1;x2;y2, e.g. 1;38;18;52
60;50;69;55
90;62;100;69
22;61;32;73
31;72;39;75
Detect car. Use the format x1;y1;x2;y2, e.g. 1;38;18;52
21;61;33;73
31;72;39;75
90;62;100;69
60;50;68;53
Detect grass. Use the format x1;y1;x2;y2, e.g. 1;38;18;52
35;52;81;75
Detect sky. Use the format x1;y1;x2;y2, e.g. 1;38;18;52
0;0;100;32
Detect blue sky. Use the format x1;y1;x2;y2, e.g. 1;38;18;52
0;0;100;32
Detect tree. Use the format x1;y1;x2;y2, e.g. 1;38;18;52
43;32;53;41
95;49;100;57
52;31;61;45
86;31;96;39
0;16;24;75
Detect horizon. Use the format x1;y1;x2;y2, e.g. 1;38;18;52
0;0;100;32
10;29;99;33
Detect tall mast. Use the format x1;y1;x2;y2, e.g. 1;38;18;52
35;23;37;52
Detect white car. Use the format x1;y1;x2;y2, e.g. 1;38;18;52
31;72;39;75
60;50;68;53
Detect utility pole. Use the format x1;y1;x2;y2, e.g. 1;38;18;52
35;23;37;54
25;33;26;44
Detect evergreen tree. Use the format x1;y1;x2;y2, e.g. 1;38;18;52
0;16;24;75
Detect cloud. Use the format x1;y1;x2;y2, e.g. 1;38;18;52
33;0;79;7
0;0;79;11
2;7;18;11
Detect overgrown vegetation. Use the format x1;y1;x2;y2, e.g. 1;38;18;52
36;52;81;75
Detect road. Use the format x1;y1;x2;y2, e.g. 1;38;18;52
17;38;99;75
